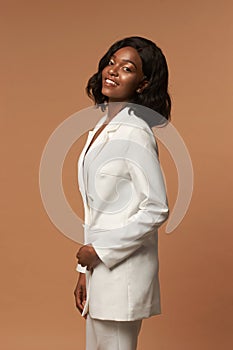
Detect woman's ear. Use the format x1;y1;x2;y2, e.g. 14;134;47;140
136;79;149;94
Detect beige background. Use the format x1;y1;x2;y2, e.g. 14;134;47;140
1;0;233;349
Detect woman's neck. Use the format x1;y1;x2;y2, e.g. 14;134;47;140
105;102;127;123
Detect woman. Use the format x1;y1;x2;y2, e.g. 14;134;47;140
74;36;171;350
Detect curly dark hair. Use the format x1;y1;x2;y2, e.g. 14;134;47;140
86;36;171;120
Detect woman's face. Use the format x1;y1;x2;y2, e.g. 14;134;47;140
101;46;146;102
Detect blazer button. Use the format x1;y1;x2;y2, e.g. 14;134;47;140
87;193;94;201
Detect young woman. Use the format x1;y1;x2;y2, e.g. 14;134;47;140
74;36;171;350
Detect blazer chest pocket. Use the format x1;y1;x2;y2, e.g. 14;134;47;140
99;159;131;180
93;159;132;205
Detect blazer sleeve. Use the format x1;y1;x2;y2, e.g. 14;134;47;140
76;264;87;273
92;127;169;270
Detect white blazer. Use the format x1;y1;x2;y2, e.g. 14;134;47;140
76;106;169;321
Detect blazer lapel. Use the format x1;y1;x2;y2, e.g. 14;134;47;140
78;116;108;206
78;106;130;207
78;130;94;205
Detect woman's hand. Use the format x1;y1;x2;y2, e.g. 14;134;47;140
76;245;101;271
74;273;87;318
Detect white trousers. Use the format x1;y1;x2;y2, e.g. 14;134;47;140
86;314;142;350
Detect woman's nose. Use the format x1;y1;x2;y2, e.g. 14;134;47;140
108;65;118;76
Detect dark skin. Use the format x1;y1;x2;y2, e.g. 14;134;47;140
74;272;87;318
74;46;149;316
74;245;101;318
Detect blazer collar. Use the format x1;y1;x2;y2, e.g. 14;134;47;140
95;106;131;134
88;106;133;141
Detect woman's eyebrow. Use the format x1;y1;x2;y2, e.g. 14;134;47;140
112;54;137;69
121;59;137;69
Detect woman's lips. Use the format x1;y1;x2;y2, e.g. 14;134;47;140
103;78;118;87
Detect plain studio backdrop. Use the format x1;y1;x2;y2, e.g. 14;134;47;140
1;0;232;349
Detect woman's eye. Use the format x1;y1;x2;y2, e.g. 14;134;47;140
123;66;132;72
108;59;114;65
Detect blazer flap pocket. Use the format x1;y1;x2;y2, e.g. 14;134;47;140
99;159;130;179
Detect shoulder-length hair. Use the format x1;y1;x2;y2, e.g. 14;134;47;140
86;36;171;120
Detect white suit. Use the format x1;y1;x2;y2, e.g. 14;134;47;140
76;106;169;321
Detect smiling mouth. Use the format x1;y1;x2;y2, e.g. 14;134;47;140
104;78;118;87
